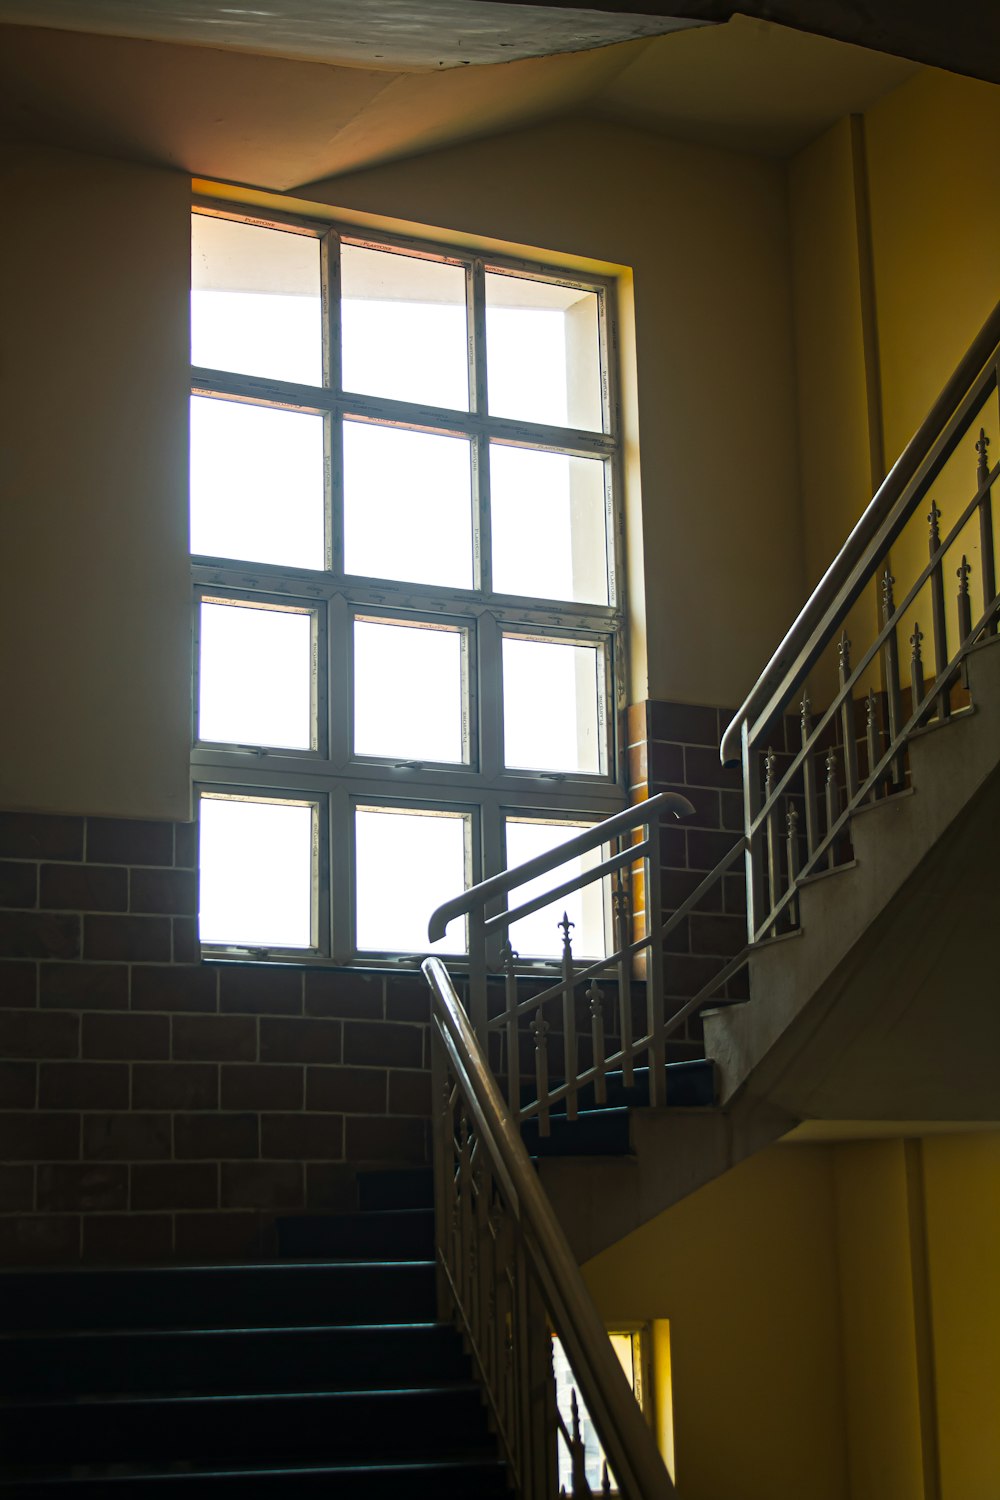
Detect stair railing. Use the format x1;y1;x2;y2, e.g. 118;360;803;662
424;954;676;1500
428;792;748;1131
720;297;1000;942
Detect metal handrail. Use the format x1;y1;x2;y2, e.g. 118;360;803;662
721;295;1000;766
425;955;676;1500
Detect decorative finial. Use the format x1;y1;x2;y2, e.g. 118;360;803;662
838;630;852;675
928;500;941;545
800;694;811;730
881;568;896;618
786;802;799;836
910;622;924;661
765;745;776;792
826;747;838;785
977;427;990;486
500;938;518;976
587;978;603;1020
866;688;877;727
958;555;972;594
558;912;575;952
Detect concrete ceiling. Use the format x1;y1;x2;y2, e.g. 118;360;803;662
0;10;922;191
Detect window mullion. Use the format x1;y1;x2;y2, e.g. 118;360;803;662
469;261;492;597
478;610;504;784
322;231;345;579
328;593;351;771
329;782;353;964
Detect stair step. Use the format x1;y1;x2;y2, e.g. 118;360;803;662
356;1168;433;1212
0;1385;493;1466
522;1058;717;1115
522;1106;632;1157
0;1322;466;1400
0;1261;436;1333
0;1457;510;1498
275;1207;434;1261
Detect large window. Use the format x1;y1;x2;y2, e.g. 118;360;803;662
190;202;626;963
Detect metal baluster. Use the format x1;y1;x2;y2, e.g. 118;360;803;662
612;870;634;1088
785;802;800;926
958;554;973;686
587;979;607;1106
764;746;780;934
865;689;881;801
645;813;666;1107
800;696;818;860
501;938;520;1117
928;501;951;719
602;1459;612;1497
976;427;996;636
837;634;859;801
570;1388;588;1498
825;748;839;868
530;1004;550;1138
458;1114;472;1306
559;913;578;1122
910;622;926;720
881;569;904;786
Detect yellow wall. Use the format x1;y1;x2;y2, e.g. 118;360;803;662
0;143;192;821
307;115;806;712
583;1145;849;1500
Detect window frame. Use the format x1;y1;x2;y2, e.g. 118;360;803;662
190;197;629;966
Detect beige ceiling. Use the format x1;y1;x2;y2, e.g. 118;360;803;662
0;12;920;192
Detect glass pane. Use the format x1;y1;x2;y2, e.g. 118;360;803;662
191;215;321;385
341;244;469;411
190;397;325;570
486;273;602;431
343;421;473;588
502;636;603;774
199;600;313;751
490;445;608;604
505;818;606;959
199;795;314;949
354;619;465;764
355;806;469;954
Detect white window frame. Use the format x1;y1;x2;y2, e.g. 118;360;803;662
190;198;628;965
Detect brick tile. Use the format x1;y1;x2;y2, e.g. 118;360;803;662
0;912;80;960
87;817;173;867
221;1161;303;1211
0;1061;36;1108
0;1113;79;1160
306;1163;357;1212
684;745;742;790
131;867;197;916
0;813;83;862
40;864;127;913
647;742;684;784
173;1015;256;1063
82;1013;169;1061
39;1062;129;1110
260;1017;340;1065
655;826;687;868
664;953;731;996
221;1065;302;1111
726;967;751;1002
655;784;720;829
343;1021;423;1069
627;742;647;789
304;969;383;1019
0;962;37;1008
0;1011;78;1059
687;828;743;872
344;1115;428;1165
724;873;747;917
689;913;748;958
174;1113;259;1160
132;1163;218;1211
649;700;720;746
131;966;217;1013
261;1114;343;1161
0;861;37;908
84;1214;173;1264
385;978;430;1023
0;1215;80;1265
721;790;745;832
38;1163;128;1212
219;966;303;1015
175;1212;263;1261
306;1066;386;1114
626;702;648;746
40;963;128;1011
133;1062;218;1110
172;919;199;965
174;822;198;870
0;1164;34;1211
84;915;171;963
388;1071;432;1116
83;1113;171;1161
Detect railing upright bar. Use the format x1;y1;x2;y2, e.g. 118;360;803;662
928;501;951;720
468;908;489;1047
502;940;520;1116
763;747;780;935
559;915;578;1123
977;426;997;637
614;866;635;1087
741;720;764;944
838;634;860;801
880;570;905;786
800;696;819;860
645;815;666;1107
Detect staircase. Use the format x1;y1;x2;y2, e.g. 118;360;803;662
0;1169;508;1498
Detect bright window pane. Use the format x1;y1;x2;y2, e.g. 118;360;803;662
354;619;465;763
502;637;603;774
341;245;468;411
199;795;314;949
486;274;602;431
355;807;469;954
199;600;313;750
490;445;608;604
191;215;321;385
553;1335;639;1494
505;819;606;959
190;397;325;570
343;421;473;588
